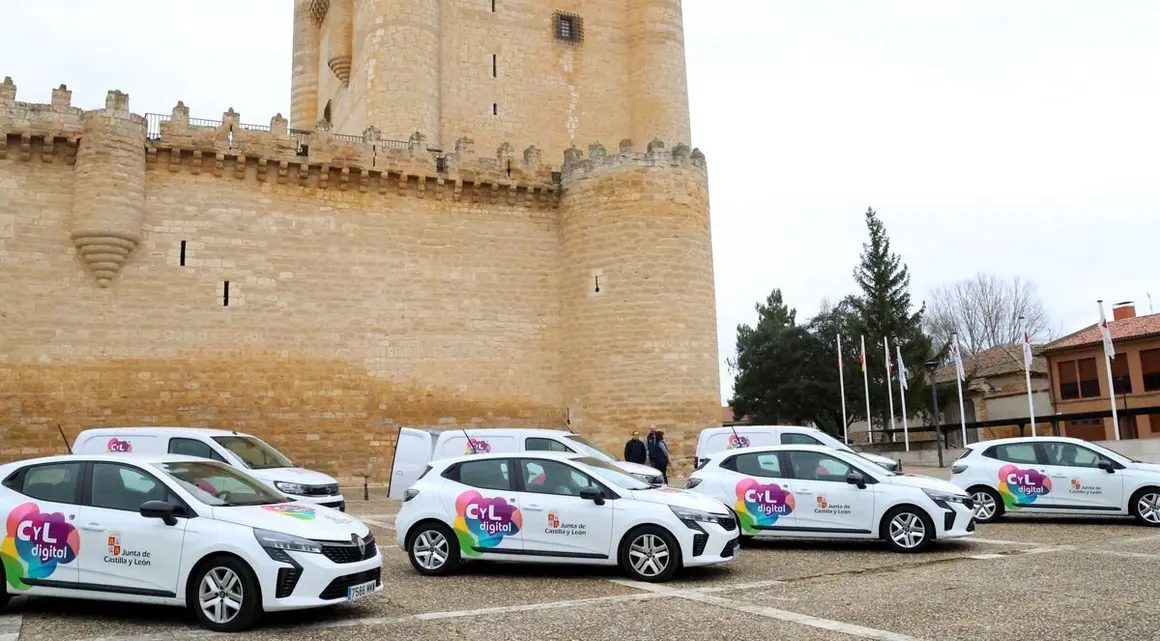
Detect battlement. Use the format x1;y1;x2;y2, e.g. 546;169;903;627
0;79;562;208
559;138;708;185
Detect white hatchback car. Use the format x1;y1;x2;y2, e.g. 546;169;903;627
0;453;381;632
684;445;976;552
949;435;1160;526
394;451;739;582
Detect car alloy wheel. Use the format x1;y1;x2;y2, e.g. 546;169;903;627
628;533;670;578
882;507;933;553
413;530;450;571
199;567;245;626
972;490;998;521
407;522;461;576
1133;489;1160;526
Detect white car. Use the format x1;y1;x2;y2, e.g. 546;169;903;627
949;435;1160;526
70;427;346;511
0;453;381;632
394;451;739;582
684;444;976;553
694;425;903;473
389;427;665;500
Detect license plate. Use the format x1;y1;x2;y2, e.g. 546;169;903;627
346;580;376;601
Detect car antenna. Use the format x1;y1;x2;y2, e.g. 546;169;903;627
462;427;477;453
57;424;72;454
729;424;746;449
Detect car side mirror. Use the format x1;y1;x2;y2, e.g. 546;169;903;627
579;486;605;506
846;472;867;489
1098;459;1115;473
139;500;180;526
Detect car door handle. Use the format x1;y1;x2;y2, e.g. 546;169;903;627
795;490;814;495
525;504;544;511
81;523;103;532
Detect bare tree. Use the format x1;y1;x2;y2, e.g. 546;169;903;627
923;273;1055;355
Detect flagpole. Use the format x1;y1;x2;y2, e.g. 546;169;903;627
896;344;910;452
838;333;849;444
1099;300;1121;440
884;336;896;443
861;335;872;444
1019;314;1037;436
952;332;968;447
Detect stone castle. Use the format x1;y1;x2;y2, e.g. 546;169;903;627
0;0;721;482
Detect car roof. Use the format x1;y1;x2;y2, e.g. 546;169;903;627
702;425;818;433
0;452;229;471
75;426;248;437
964;435;1087;451
440;427;572;436
703;443;843;460
433;450;589;467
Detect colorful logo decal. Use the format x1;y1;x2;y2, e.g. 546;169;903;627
453;491;522;557
816;496;827;509
545;511;587;537
734;479;795;533
465;438;491;454
106;438;132;453
997;465;1052;508
1;503;81;591
261;504;317;520
726;435;751;449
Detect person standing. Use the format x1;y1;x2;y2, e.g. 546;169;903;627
648;430;670;484
645;429;657;466
624;431;647;464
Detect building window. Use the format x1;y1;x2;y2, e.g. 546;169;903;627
1141;348;1160;392
553;12;583;44
1058;357;1101;400
1110;352;1132;394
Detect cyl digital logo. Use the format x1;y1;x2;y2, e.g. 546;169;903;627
735;479;795;533
454;491;522;556
1;502;81;591
998;465;1052;508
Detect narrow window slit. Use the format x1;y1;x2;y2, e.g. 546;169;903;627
179;240;186;266
594;276;600;293
223;281;230;307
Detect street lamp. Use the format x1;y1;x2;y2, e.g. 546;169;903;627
924;358;944;467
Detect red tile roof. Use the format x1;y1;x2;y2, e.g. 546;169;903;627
934;343;1048;384
1042;312;1160;354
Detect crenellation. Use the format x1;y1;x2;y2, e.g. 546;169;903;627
50;84;71;112
558;139;708;185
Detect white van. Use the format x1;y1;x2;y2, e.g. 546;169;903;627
694;425;902;473
388;427;665;499
70;426;346;510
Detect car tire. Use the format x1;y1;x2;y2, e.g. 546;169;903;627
188;555;262;633
1129;487;1160;527
880;506;935;553
406;521;461;576
618;525;681;583
968;486;1004;524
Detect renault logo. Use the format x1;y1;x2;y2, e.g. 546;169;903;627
354;534;366;555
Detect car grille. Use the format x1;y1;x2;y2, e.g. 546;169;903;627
721;539;737;558
716;515;737;531
319;533;377;564
300;483;341;497
321;500;346;512
319;567;381;600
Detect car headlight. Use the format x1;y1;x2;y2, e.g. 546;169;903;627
923;488;967;504
253;528;323;555
684;478;703;489
274;481;309;495
670;506;720;527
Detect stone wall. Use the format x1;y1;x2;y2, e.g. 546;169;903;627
0;80;719;482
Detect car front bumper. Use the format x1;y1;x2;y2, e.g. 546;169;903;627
284;493;346;512
934;501;977;540
674;515;742;568
259;542;383;611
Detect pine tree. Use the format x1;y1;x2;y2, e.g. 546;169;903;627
848;207;933;441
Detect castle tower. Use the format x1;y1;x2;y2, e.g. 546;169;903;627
70;90;147;287
558;140;721;463
289;0;693;156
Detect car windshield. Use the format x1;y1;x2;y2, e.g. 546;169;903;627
563;435;619;462
851;453;898;476
572;456;653;490
158;460;289;507
212;435;294;470
1077;440;1139;464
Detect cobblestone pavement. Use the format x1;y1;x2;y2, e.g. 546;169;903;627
5;484;1158;641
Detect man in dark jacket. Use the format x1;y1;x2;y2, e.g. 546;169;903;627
647;430;670;484
624;431;647;464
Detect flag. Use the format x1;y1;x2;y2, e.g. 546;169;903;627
950;335;966;382
1099;306;1116;360
896;345;909;391
1021;330;1033;370
838;334;844;371
859;345;866;372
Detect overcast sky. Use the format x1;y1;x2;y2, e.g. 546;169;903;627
4;1;1158;404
